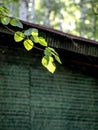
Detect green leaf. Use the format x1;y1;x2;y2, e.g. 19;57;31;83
24;28;38;36
32;32;38;37
31;31;39;43
31;28;38;34
14;31;24;42
41;56;49;66
1;16;10;25
2;6;9;14
23;39;34;51
46;47;62;64
30;35;39;43
0;6;9;15
49;56;54;62
44;48;52;57
24;29;39;43
33;36;39;43
42;56;56;73
54;55;62;64
10;18;23;28
24;29;32;36
39;37;48;46
47;47;58;55
46;62;56;73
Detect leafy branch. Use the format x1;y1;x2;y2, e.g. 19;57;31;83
0;5;62;73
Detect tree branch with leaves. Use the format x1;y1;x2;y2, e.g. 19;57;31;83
0;4;61;73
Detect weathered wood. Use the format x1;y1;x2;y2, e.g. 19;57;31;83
0;45;98;130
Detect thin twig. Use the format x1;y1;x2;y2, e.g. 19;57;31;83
3;24;15;34
34;46;44;51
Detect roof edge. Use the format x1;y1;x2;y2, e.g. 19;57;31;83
22;20;98;46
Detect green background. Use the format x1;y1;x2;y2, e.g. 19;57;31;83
0;45;98;130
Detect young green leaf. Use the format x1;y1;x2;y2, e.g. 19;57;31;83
31;35;39;43
0;6;9;16
10;18;23;28
39;37;48;46
14;31;24;42
24;29;32;36
54;55;62;64
41;56;49;66
33;36;39;43
32;32;38;37
47;47;58;55
31;31;39;43
46;61;56;73
24;28;38;36
1;16;10;25
46;47;62;64
42;56;56;73
44;48;51;57
23;39;34;51
49;56;54;62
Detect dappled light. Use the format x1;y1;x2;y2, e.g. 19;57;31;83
1;0;98;40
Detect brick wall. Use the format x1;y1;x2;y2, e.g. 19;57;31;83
0;46;98;130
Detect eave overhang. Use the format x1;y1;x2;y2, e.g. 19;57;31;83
0;20;98;69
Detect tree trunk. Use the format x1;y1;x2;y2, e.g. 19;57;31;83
28;0;36;23
80;1;87;37
46;0;51;26
19;0;28;21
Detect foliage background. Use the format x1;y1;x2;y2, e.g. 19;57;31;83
1;0;98;40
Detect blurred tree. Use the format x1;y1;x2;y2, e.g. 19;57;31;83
1;0;98;41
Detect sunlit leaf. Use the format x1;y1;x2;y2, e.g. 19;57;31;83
10;18;23;28
1;16;10;25
23;39;34;51
30;35;39;43
14;31;24;42
31;29;39;43
41;56;49;66
32;32;38;37
46;61;56;73
42;56;56;73
39;37;48;46
33;36;39;43
49;56;54;62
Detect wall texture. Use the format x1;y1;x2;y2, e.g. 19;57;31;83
0;45;98;130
